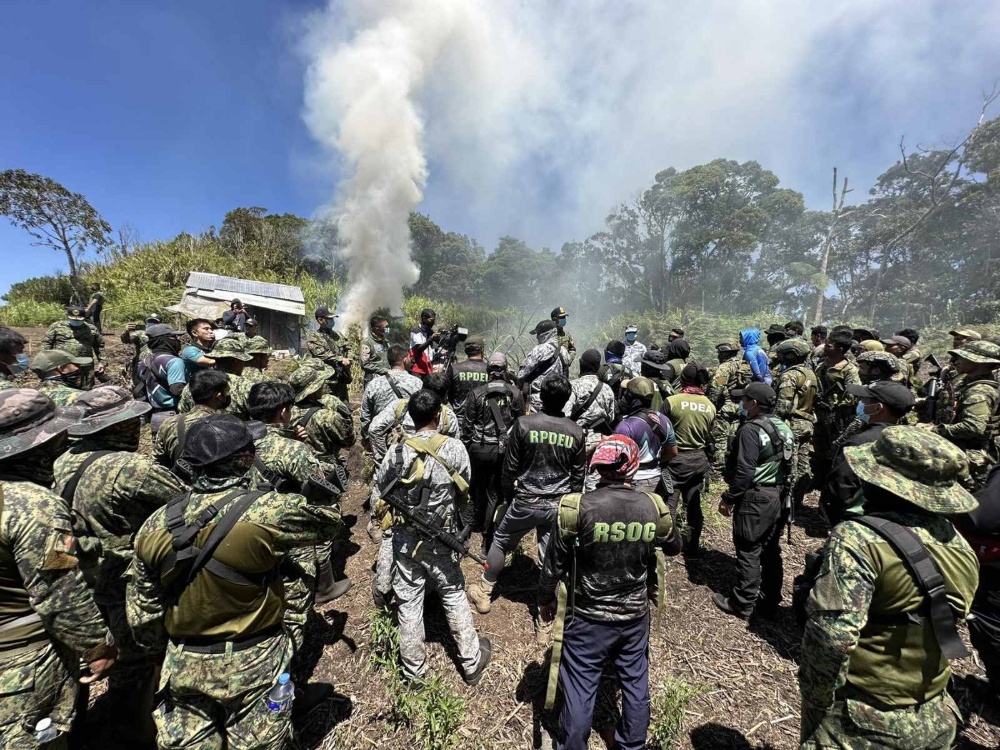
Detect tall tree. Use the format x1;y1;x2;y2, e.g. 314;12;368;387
0;168;112;300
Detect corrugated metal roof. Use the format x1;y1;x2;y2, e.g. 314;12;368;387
185;272;305;303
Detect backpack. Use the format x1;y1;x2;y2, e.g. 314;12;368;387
375;432;469;529
792;515;969;661
482;381;515;451
137;353;180;406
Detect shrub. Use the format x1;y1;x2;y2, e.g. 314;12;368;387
0;300;66;328
3;274;75;305
648;678;706;750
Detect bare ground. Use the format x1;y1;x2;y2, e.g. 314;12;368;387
15;328;1000;749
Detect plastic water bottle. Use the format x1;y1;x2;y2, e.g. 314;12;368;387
34;718;60;743
265;673;295;713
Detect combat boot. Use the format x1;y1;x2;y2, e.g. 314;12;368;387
467;576;495;614
535;616;553;647
314;557;353;606
464;637;493;685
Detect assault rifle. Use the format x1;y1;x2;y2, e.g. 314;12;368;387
331;344;353;386
919;355;953;424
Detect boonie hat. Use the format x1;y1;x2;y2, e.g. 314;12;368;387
844;426;977;514
180;414;254;470
210;337;253;361
0;389;73;460
716;342;739;354
641;350;671;370
857;350;903;374
948;328;981;341
846;381;915;413
244;337;272;355
30;350;92;374
731;382;777;408
67;386;151;436
949;340;1000;366
289;363;336;402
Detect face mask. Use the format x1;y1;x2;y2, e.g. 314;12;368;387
68;320;84;328
558;317;567;327
58;371;84;389
625;333;637;342
9;353;30;374
855;401;872;424
739;403;749;419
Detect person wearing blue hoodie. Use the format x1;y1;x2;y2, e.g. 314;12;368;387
740;328;772;386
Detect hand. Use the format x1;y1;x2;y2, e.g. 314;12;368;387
539;601;557;622
125;323;136;332
94;362;105;373
431;332;442;343
340;357;351;367
294;425;309;442
718;499;733;518
81;648;119;684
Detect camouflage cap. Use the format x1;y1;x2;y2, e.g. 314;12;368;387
0;389;73;460
289;362;336;401
856;350;903;374
30;349;92;374
210;337;253;361
244;337;272;355
181;414;254;469
844;426;977;514
949;340;1000;366
948;328;981;341
66;385;151;436
715;342;739;354
774;338;811;358
625;377;656;400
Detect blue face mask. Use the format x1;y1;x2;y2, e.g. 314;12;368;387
9;353;29;374
558;317;567;327
856;401;872;423
739;402;749;418
383;328;390;336
625;333;637;342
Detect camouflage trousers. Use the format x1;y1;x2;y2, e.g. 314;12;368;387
709;405;740;476
800;692;959;749
153;633;293;750
284;547;318;655
0;642;78;749
374;530;394;598
392;529;482;681
787;418;814;506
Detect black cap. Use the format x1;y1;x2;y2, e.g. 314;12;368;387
530;319;557;335
846;382;915;412
580;349;602;372
550;307;567;319
716;342;738;354
146;323;184;338
181;414;254;469
731;382;777;408
853;327;878;343
641;350;670;369
314;306;334;319
246;317;258;326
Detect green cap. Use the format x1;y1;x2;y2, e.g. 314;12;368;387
30;349;92;374
625;377;656;400
774;338;811;358
948;340;1000;366
0;389;73;460
210;337;253;361
244;336;272;355
844;426;978;514
289;362;336;402
465;335;485;350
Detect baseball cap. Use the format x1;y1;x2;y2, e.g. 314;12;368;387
853;327;878;343
846;381;915;412
590;435;640;479
859;340;885;352
30;350;92;374
731;382;777;408
145;314;162;325
530;320;558;335
880;335;912;351
550;307;568;319
465;335;485;350
625;324;639;334
246;317;258;326
315;306;334;319
641;350;670;370
146;323;184;338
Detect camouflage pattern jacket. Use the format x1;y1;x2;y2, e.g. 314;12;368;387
369;397;460;464
36;378;84;407
154;405;219;469
563;374;617;433
360;333;389;379
127;473;342;649
775;364;818;424
252;425;325;492
121;329;151;367
934;374;1000;452
623;342;647;377
306;327;351;365
706;358;752;411
54;445;185;604
41;320;103;361
517;330;571;411
816;359;860;432
0;477;110;657
0;373;16;391
360;370;423;439
292;394;356;463
178;373;251;419
800;510;978;718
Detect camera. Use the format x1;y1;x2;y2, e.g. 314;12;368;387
434;324;469;366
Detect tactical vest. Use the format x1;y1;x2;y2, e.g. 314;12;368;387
749;416;794;487
376;433;468;530
785;364;818;421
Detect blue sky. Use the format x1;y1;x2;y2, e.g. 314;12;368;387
3;0;1000;299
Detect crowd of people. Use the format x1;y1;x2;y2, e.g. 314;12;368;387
0;300;997;750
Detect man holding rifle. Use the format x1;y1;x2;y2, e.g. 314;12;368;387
374;389;491;685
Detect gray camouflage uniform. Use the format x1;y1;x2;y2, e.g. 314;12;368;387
517;330;570;413
563;374;617;456
360;370;423;441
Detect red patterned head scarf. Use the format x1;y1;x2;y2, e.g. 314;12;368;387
589;435;640;480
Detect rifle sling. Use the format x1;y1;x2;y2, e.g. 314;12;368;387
60;451;116;506
571;381;607;422
852;515;969;660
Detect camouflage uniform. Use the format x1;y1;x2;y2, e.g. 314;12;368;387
360;332;390;384
305;327;352;401
360;370;423;441
369;397;459;464
121;329;151;385
178;372;251;418
36;378;84;407
374;431;483;680
814;358;861;478
563;374;618;457
0;373;16;392
292;394;356;465
518;329;571;413
773;344;818;506
799;428;979;749
241;335;272;384
0;390;113;749
935;374;1000;489
41;319;103;389
127;465;342;750
153;404;219;470
706;356;752;478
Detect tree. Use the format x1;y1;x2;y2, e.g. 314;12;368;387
0;168;112;300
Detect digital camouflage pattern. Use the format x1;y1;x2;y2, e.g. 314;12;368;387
153;405;219;469
368;397;460;463
36;378;84;407
563;374;617;453
41;320;102;390
815;359;861;462
706;357;752;476
178;372;251;419
360;370;423;439
517;329;571;412
292;393;356;464
775;363;817;503
933;374;1000;487
0;478;111;744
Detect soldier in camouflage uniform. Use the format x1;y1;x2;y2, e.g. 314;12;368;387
773;339;818;508
289;362;357;466
519;320;571;413
0;327;29;390
831;350;908;453
896;327;922;384
706;342;751;480
305;306;353;401
639;350;675;411
361;315;390;386
154;369;231;472
41;306;104;389
374;389;491;684
368;372;458;463
813;331;861;483
54;386;184;747
551;306;576;375
360;344;422;445
127;415;342;750
177;337;252;418
241;325;272;384
799;428;979;749
0;390;118;749
931;340;1000;491
563;349;617;458
29;350;91;407
120;315;161;386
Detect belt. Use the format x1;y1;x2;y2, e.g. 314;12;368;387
171;625;281;654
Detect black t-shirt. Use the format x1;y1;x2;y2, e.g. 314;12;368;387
446;359;489;412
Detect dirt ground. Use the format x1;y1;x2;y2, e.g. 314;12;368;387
14;328;1000;749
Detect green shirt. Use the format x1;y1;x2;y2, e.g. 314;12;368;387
662;392;716;451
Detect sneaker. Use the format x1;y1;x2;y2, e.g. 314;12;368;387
712;592;751;620
464;637;492;685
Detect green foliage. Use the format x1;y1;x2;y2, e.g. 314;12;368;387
367;608;466;750
3;274;75;305
0;300;65;328
648;678;706;750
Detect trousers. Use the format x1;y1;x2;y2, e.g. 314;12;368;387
666;450;710;549
731;486;785;613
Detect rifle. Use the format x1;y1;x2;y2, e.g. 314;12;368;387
332;344;353;385
919;355;953;424
379;457;486;565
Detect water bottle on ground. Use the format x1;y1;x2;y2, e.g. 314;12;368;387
266;673;295;713
34;718;60;743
